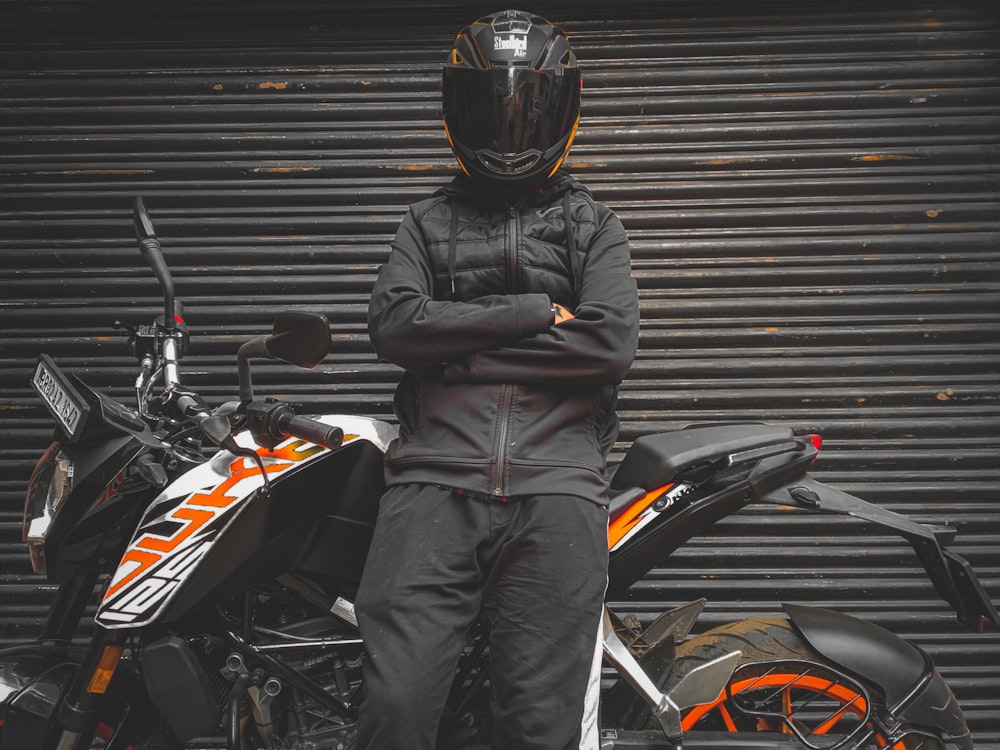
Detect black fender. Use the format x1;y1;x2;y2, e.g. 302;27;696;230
0;642;85;748
784;603;973;750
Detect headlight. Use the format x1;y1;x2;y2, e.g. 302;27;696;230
23;443;75;576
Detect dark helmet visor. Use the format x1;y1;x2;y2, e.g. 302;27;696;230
443;66;580;159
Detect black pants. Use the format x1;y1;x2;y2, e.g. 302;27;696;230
354;484;609;750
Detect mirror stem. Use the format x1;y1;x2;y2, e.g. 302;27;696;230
237;337;269;402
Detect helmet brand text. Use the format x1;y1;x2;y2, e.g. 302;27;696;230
494;35;528;56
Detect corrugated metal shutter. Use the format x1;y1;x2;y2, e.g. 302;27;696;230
1;0;997;742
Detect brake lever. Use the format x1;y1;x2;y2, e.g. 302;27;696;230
195;410;273;496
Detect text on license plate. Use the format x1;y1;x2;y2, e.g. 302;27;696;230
33;360;85;437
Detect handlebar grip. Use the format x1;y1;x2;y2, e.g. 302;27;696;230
275;412;344;450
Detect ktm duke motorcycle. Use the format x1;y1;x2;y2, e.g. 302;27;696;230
0;199;997;750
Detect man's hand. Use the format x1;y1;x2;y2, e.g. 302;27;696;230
552;302;575;326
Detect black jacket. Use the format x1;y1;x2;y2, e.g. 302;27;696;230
367;172;639;503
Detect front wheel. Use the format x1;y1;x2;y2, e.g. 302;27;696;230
642;617;961;749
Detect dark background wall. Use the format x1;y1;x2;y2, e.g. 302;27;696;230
1;0;998;743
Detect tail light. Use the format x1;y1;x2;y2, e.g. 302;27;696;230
806;433;822;462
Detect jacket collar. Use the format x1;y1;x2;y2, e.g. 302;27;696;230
436;170;589;209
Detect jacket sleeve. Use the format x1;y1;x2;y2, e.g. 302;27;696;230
368;207;555;371
443;208;639;387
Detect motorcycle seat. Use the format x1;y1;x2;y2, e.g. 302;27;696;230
610;422;795;492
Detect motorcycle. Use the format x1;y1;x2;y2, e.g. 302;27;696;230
0;198;996;750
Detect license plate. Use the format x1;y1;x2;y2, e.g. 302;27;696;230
32;354;90;441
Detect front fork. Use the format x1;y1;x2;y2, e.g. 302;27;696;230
49;627;128;750
40;567;101;642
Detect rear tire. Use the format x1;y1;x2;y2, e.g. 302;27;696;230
636;617;957;749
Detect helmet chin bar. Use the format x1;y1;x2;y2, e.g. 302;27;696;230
447;126;576;194
476;149;542;176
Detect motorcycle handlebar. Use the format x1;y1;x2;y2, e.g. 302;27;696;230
133;198;177;336
243;398;342;451
274;412;344;450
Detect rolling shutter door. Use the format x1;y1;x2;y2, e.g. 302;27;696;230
1;0;997;741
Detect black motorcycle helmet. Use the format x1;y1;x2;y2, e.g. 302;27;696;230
442;9;582;193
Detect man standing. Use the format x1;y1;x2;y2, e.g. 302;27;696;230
357;9;639;749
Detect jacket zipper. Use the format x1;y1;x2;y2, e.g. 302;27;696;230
492;383;514;496
492;202;521;496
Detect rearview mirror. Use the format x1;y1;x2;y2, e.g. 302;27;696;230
237;312;331;401
266;312;331;369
